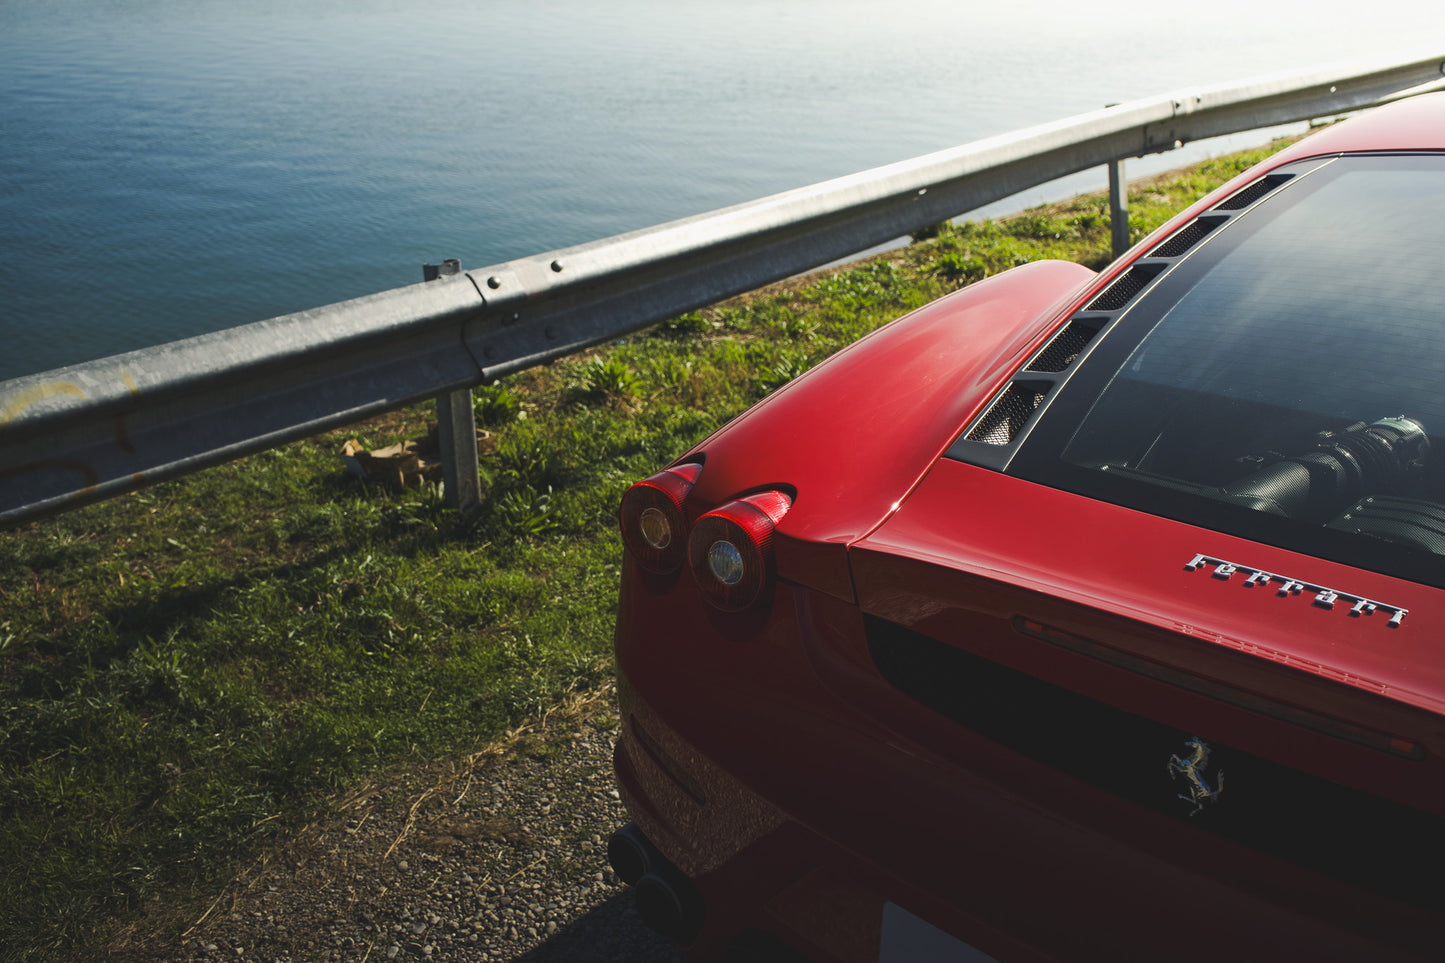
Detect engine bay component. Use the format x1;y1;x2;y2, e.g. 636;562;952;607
1222;416;1429;519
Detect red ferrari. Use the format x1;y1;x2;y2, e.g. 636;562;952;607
610;93;1445;962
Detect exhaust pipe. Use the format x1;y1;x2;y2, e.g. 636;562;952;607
608;822;705;943
606;822;656;886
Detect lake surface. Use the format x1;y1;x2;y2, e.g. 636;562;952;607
2;0;1441;380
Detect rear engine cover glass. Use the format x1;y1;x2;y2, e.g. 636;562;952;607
1009;155;1445;587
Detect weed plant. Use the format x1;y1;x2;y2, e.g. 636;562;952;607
0;143;1286;960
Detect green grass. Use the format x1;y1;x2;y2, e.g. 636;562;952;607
0;140;1289;961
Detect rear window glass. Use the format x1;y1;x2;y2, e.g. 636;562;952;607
1016;154;1445;586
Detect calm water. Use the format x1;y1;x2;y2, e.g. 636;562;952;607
2;0;1442;380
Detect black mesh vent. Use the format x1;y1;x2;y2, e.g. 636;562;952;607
866;616;1445;913
1084;263;1164;312
1214;173;1292;211
1149;217;1219;259
1025;321;1097;373
965;383;1046;445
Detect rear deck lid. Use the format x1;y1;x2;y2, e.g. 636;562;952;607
850;458;1445;912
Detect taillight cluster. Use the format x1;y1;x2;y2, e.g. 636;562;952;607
619;463;792;611
618;462;701;574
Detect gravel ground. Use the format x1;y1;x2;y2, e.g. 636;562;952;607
137;684;685;963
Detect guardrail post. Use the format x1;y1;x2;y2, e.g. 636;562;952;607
424;260;481;513
1108;157;1129;258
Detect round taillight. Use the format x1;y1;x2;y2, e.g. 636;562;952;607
687;491;792;611
619;463;703;573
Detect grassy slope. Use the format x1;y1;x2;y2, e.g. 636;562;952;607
0;141;1288;961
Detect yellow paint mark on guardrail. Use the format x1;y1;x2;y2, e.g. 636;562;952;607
0;382;87;434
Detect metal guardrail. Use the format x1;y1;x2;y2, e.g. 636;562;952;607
3;52;1444;525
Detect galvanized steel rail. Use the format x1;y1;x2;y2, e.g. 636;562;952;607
3;52;1444;525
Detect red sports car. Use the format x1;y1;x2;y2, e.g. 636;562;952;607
610;93;1445;962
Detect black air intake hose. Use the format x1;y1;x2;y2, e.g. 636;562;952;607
1222;416;1428;519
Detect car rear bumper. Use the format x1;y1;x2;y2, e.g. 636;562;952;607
614;681;1034;963
613;575;1442;962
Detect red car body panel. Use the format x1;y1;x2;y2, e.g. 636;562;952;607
616;564;1443;960
675;258;1096;602
614;94;1445;961
852;459;1445;809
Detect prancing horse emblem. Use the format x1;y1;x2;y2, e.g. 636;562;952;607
1167;736;1224;816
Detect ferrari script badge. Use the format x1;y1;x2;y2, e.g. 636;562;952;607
1184;553;1407;627
1167;736;1223;817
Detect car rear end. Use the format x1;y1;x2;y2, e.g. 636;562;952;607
613;469;1445;960
611;95;1445;960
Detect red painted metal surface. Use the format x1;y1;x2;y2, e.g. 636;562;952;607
674;258;1095;602
615;564;1443;961
852;458;1445;810
1270;91;1445;159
